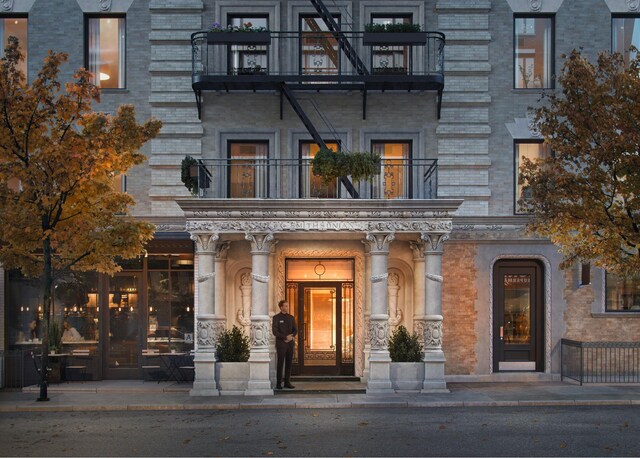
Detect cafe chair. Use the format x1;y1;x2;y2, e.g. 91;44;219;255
65;349;91;382
141;348;162;382
177;351;195;383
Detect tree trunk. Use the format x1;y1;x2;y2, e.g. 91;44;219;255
37;236;53;402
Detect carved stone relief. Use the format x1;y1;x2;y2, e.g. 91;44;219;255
369;320;389;350
1;0;13;11
423;319;443;349
99;0;111;11
197;319;226;348
388;272;403;328
187;220;452;234
251;320;271;347
237;272;252;328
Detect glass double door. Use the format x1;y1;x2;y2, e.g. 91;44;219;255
291;282;354;376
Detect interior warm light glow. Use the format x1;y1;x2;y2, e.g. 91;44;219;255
100;72;110;81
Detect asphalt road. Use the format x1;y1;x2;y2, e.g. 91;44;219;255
1;406;639;457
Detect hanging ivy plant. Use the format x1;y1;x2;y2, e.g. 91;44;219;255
311;148;380;184
181;156;199;196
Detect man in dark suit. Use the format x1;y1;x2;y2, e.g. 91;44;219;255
272;300;297;389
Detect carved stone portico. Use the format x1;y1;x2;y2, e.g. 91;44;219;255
180;199;461;396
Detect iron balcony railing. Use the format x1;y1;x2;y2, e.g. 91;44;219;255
561;339;640;385
191;30;445;90
193;158;438;200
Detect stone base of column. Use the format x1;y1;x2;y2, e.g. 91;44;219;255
245;350;273;396
366;352;393;394
190;351;219;396
422;349;449;393
362;344;371;381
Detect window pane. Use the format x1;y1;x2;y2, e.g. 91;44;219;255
87;17;125;88
606;272;640;311
301;17;339;75
0;17;27;77
228;16;268;75
302;141;339;198
612;17;640;63
372;142;410;199
515;142;551;213
229;141;268;198
515;17;553;88
371;16;411;75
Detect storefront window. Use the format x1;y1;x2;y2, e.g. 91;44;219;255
606;271;640;312
147;255;194;352
7;271;43;345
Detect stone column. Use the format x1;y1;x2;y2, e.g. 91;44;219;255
409;240;426;346
420;232;449;393
364;232;395;394
361;241;372;380
245;232;276;395
236;272;252;335
190;233;224;396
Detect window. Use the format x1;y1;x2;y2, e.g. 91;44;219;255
515;141;551;214
370;15;412;75
514;16;553;89
86;16;125;88
300;16;340;75
612;16;639;63
301;141;339;198
228;15;268;75
371;141;411;199
0;16;27;77
228;141;268;198
606;271;640;312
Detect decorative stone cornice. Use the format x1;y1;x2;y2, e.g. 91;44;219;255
187;220;453;234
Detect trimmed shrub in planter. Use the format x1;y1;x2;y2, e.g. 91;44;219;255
215;326;250;362
388;325;423;362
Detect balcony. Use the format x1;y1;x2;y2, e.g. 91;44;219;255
191;157;438;200
190;30;445;117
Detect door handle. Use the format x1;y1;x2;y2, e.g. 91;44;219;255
499;326;504;341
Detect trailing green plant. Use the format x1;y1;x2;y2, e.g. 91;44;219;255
388;325;423;362
311;148;380;184
181;155;199;196
215;325;251;362
48;320;63;353
364;23;422;33
209;21;268;32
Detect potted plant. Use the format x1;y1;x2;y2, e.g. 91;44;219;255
388;325;424;391
207;21;271;45
181;156;199;196
363;23;427;46
311;148;381;184
215;325;250;394
237;64;267;75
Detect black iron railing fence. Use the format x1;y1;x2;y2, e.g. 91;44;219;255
192;157;437;199
561;339;640;385
191;30;445;81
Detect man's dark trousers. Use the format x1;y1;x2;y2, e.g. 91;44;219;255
276;340;294;387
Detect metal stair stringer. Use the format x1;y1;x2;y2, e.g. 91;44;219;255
280;83;359;198
309;0;369;76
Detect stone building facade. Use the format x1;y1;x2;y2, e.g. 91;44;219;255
1;0;639;392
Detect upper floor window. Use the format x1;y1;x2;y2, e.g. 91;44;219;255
300;16;340;75
514;16;553;89
515;141;551;214
228;15;268;75
86;16;125;89
606;271;640;312
228;141;268;198
612;16;639;64
370;15;412;75
0;16;27;77
302;141;339;198
371;141;411;199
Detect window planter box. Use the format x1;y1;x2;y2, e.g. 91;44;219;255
372;67;408;75
363;32;426;46
236;67;268;75
207;31;271;45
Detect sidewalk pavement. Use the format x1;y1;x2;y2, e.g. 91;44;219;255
1;380;640;412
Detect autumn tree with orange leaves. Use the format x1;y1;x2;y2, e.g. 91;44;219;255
0;38;161;400
520;49;640;278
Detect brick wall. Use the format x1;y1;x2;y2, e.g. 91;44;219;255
563;265;640;341
442;242;478;374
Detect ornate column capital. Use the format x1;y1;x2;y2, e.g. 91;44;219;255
364;232;395;253
245;232;276;253
214;241;231;260
196;317;226;350
420;232;449;254
191;232;219;254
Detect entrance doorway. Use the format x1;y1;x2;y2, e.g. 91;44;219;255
285;259;355;376
493;259;544;372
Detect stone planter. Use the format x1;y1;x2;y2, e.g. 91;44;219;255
363;32;426;46
215;361;249;395
390;362;424;392
207;31;271;45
